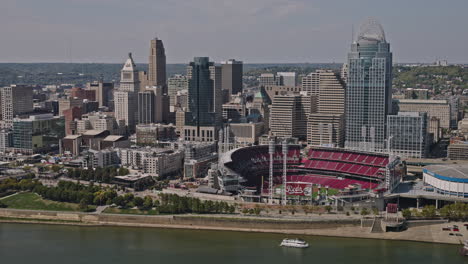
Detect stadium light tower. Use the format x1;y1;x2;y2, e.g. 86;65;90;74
282;139;288;205
268;139;275;204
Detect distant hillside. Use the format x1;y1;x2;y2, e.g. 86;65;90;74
0;63;341;86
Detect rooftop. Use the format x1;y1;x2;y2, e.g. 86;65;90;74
424;164;468;179
103;135;125;142
396;99;448;104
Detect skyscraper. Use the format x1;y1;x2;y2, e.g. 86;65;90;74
138;87;165;124
115;53;139;132
0;85;33;129
184;57;221;142
307;70;346;147
119;53;140;93
270;94;316;140
387;112;429;159
148;38;166;89
345;19;393;152
221;59;243;98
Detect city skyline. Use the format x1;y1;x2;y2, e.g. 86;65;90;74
1;0;468;64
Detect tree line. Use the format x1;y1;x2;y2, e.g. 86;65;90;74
156;193;236;214
402;203;468;221
66;167;129;183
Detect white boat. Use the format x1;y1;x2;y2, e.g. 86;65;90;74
461;240;468;256
280;238;309;248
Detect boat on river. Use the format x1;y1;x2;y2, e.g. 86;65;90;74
280;238;309;248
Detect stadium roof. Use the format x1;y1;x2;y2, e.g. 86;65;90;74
424;164;468;180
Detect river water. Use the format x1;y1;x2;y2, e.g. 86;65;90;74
0;223;465;264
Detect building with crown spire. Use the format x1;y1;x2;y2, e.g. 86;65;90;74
345;18;393;152
115;53;139;132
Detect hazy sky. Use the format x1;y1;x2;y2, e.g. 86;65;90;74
2;0;467;64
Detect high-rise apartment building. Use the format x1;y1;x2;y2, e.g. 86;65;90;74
184;57;221;142
387;112;429;159
148;38;166;89
221;59;243;99
345;19;393;152
307;70;346;147
0;85;34;129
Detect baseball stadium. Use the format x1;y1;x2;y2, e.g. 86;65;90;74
218;144;406;202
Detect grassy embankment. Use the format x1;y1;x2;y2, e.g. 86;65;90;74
0;192;96;212
103;207;159;215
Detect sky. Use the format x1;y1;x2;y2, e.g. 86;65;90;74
1;0;468;64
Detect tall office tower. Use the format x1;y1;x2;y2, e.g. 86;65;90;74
449;95;460;129
86;81;114;108
114;91;137;131
168;75;188;110
114;53;140;132
387;112;429;159
0;85;33;129
277;72;296;87
209;65;223;124
221;59;243;99
138;91;156;124
345;19;393;152
307;70;346;147
138;71;149;92
119;53;140;93
148;38;166;89
184;57;221;142
270;94;316;140
137;87;164;124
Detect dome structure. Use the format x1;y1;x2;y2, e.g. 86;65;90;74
356;18;386;44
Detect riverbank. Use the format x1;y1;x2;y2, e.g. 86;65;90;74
0;208;465;245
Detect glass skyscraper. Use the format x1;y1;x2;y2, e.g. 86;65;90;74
184;57;221;141
345;19;393;152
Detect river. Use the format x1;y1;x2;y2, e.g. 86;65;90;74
0;223;465;264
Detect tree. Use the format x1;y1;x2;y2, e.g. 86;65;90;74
360;208;369;216
372;207;379;216
402;209;412;219
118;167;129;176
142;196;153;210
421;205;437;218
134;197;144;208
113;196;126;208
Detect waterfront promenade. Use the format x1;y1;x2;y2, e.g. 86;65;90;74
0;208;465;245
